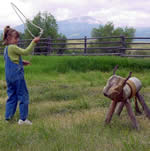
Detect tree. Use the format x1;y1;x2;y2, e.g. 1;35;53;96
22;12;66;54
24;12;58;39
0;33;3;40
89;22;136;53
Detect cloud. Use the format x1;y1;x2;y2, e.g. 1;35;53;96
0;0;150;30
0;0;37;29
54;8;73;20
88;8;150;27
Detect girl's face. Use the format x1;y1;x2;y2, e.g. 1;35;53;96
9;36;19;44
8;32;19;45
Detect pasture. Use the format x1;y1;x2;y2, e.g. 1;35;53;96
65;39;150;55
0;56;150;151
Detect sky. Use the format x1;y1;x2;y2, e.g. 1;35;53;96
0;0;150;30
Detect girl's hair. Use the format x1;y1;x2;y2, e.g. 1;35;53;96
3;26;20;45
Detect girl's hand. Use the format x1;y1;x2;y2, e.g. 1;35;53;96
23;60;31;66
33;37;40;43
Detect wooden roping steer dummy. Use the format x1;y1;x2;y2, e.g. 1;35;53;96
103;65;150;129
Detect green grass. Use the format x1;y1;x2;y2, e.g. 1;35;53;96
0;56;150;151
1;55;150;75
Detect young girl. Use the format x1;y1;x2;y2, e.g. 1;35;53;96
3;26;40;125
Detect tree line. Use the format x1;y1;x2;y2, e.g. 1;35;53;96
0;12;136;53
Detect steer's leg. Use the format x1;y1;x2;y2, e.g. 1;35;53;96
136;92;150;119
134;96;142;115
105;101;117;124
116;102;125;116
125;99;139;130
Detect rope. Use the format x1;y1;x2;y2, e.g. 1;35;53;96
10;2;44;61
10;2;43;38
126;80;137;98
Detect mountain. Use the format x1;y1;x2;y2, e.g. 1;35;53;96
57;16;100;38
14;24;25;33
1;16;150;39
135;27;150;37
0;16;100;39
0;24;25;38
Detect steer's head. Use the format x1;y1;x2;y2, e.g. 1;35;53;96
103;65;132;102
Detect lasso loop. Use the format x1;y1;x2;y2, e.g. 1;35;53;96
11;2;43;38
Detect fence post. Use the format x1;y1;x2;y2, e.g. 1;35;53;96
84;36;87;54
47;36;51;54
120;35;127;55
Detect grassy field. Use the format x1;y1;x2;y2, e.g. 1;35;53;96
127;42;150;55
0;56;150;151
65;39;150;55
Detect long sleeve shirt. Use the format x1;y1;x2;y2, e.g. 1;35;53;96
7;41;36;64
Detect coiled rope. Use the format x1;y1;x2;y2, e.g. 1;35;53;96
11;2;43;38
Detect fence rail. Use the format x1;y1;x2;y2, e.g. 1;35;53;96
1;36;150;57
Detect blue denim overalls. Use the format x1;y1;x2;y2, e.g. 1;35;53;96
4;46;29;120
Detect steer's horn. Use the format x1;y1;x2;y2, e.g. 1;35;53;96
113;65;119;75
123;72;132;86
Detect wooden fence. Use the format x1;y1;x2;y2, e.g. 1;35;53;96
1;36;150;57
